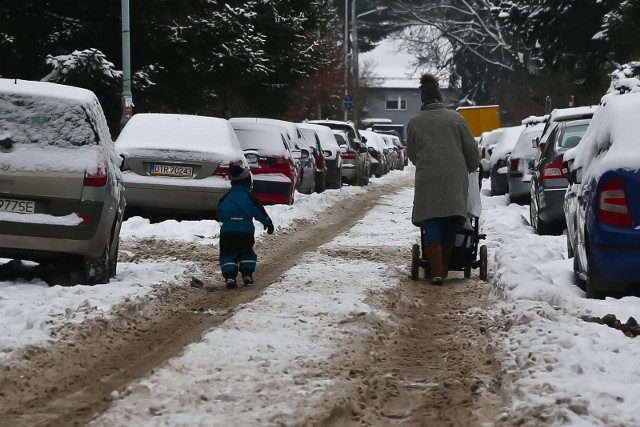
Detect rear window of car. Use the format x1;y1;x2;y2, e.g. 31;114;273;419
558;124;589;149
234;129;289;155
0;94;96;147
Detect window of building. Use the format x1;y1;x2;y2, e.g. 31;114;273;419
385;96;407;111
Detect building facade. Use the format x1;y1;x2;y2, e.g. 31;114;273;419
362;77;456;138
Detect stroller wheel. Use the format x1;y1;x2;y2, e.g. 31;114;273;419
479;245;488;281
411;244;420;281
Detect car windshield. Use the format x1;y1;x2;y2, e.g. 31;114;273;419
0;94;96;147
559;124;589;149
234;129;288;155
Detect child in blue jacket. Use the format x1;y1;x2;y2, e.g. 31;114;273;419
217;163;274;289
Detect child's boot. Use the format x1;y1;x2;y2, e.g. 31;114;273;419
225;277;237;289
241;272;254;286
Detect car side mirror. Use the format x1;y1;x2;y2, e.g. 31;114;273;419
358;146;368;154
119;153;129;171
339;145;347;153
323;150;331;158
301;148;310;159
528;158;536;170
361;136;367;143
367;146;376;153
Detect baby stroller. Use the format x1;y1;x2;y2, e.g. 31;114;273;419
411;217;488;281
410;171;488;281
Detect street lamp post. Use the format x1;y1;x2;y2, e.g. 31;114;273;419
121;0;133;130
343;0;349;121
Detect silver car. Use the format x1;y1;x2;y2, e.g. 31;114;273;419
0;79;125;285
116;113;248;219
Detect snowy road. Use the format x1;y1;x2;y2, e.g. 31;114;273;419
1;171;640;426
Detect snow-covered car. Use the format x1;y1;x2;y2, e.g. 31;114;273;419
298;125;328;193
229;117;315;194
535;106;596;154
478;127;505;178
298;123;343;189
361;130;388;177
389;134;406;170
489;125;525;195
378;133;399;172
529;118;590;234
507;121;545;203
563;87;640;298
0;79;125;285
307;119;370;185
116;113;247;219
230;121;297;205
332;129;368;185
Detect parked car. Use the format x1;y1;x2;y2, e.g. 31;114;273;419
507;121;545;203
563;89;640;298
229;118;315;194
529;118;590;234
378;134;399;172
535;106;596;154
332;129;368;185
489;125;525;195
116;113;248;219
307;119;370;185
298;126;327;193
361;130;387;177
478;127;505;178
389;135;406;170
0;79;125;285
230;121;297;205
298;123;343;189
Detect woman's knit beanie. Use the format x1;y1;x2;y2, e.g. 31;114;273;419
420;73;443;103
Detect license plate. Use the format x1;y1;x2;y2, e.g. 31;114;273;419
150;164;193;177
0;198;35;213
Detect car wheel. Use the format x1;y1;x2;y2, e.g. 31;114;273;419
479;245;488;281
586;248;606;299
566;233;574;258
573;255;586;290
464;266;471;279
411;244;420;281
82;240;111;285
109;231;120;278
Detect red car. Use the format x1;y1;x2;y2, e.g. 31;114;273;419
230;121;297;205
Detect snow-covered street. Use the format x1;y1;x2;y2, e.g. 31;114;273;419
2;171;640;426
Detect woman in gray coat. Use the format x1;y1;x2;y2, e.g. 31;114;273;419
407;73;479;285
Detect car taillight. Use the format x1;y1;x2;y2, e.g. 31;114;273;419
213;165;229;178
541;160;564;180
84;161;108;187
509;158;520;172
276;157;291;168
599;177;632;227
343;150;356;160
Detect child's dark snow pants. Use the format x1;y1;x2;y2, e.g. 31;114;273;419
219;232;257;279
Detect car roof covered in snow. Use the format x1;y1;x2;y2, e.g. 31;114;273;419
0;78;97;105
549;106;596;123
116;113;245;161
298;123;341;152
490;125;526;165
565;91;640;180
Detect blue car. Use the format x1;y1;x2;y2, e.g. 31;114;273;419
564;89;640;298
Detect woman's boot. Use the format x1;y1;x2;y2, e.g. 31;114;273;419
442;246;453;279
426;243;444;285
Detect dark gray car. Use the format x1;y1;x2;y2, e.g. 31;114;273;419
0;79;125;285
